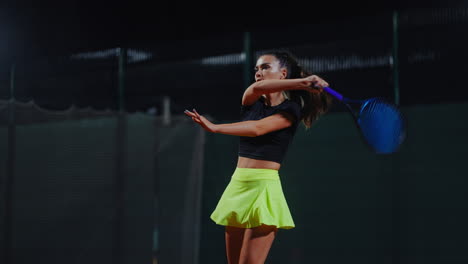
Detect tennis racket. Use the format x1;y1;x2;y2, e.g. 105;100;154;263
323;87;406;154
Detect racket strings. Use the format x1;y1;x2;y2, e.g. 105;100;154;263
358;99;405;153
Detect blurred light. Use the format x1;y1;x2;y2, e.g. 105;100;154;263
407;51;437;64
200;52;244;65
301;55;390;72
403;8;468;26
70;48;153;63
198;50;440;72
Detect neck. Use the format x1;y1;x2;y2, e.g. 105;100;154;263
263;92;285;106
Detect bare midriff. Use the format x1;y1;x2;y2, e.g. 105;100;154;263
237;156;281;170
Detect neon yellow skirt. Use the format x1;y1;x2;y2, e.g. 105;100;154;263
210;167;295;229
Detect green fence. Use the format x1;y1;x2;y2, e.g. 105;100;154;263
0;103;205;264
200;102;468;264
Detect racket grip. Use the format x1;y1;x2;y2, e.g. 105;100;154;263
323;87;343;101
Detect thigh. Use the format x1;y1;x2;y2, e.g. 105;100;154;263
225;226;246;264
240;225;278;264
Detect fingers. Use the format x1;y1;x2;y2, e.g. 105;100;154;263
184;109;201;117
185;109;202;124
191;116;201;123
184;109;197;118
307;75;329;89
313;79;328;89
193;108;201;119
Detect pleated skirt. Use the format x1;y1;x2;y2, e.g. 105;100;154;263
210;167;295;229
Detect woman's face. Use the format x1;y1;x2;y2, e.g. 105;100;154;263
254;55;287;82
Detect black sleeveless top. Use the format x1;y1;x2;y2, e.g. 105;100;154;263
238;97;302;163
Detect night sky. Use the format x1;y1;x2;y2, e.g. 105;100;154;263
0;1;404;63
1;1;465;115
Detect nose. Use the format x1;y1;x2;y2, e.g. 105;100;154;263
255;70;261;79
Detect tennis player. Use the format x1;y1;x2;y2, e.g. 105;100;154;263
185;50;332;264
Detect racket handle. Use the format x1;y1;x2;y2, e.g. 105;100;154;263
323;87;344;101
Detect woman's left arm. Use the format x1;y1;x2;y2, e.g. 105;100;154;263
184;109;294;137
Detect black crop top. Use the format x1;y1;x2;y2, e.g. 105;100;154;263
238;96;302;163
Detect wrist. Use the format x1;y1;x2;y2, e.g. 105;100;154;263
300;78;314;90
211;124;219;133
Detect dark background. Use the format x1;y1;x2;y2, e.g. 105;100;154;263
3;1;468;121
2;2;468;264
1;1;390;60
1;1;456;62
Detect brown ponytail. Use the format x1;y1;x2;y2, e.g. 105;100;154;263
259;49;333;129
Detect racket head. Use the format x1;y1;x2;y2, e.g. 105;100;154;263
356;98;406;154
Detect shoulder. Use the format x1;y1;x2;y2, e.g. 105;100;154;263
241;97;264;111
242;96;265;106
240;97;264;115
273;99;302;123
276;99;301;114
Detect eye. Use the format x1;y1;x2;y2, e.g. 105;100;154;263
254;64;270;72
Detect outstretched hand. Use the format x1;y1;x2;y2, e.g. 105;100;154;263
184;109;217;133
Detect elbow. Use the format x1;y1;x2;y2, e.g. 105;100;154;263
250;81;263;94
251;87;260;95
251;131;261;137
251;124;265;137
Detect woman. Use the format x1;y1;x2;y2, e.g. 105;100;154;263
184;50;332;264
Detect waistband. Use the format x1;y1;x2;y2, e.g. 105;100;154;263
232;167;279;181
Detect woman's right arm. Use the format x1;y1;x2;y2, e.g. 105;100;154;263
241;75;329;106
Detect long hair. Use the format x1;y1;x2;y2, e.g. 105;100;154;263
258;49;333;129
